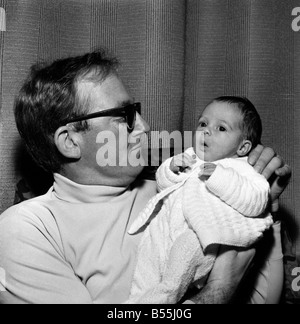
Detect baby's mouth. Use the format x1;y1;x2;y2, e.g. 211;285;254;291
199;142;208;152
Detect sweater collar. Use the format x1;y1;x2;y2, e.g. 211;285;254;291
53;173;129;204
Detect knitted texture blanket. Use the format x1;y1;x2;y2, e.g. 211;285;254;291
127;150;273;304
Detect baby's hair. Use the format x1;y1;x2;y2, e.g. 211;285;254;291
213;96;262;149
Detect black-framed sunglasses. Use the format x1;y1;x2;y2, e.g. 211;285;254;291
64;102;141;132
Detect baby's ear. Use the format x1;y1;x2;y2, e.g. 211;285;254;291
237;140;252;157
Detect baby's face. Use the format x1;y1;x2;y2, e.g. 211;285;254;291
193;101;245;162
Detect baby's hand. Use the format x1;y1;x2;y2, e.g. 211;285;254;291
199;163;217;181
170;153;197;174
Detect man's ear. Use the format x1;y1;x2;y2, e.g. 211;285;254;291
237;140;252;157
54;126;82;160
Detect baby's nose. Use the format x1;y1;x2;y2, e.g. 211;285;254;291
203;128;211;135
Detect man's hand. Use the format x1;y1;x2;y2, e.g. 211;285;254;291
170;153;196;174
190;246;255;304
248;145;291;213
189;246;255;304
207;246;255;286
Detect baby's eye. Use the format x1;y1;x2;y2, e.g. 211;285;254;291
199;122;207;128
218;126;227;132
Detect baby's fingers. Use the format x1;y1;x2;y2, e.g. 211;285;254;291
176;153;196;168
171;153;196;173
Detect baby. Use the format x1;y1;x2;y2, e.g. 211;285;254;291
127;96;273;304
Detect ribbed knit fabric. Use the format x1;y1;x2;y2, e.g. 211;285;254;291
128;148;273;303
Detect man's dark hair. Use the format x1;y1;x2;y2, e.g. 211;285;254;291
15;49;119;173
213;96;262;149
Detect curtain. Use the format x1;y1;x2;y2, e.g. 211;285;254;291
0;0;299;303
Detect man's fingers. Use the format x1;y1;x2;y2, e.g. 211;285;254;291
248;144;264;167
248;145;285;179
254;147;276;175
261;154;283;180
269;164;292;203
275;163;292;179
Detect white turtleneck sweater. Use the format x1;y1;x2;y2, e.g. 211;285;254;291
0;174;157;304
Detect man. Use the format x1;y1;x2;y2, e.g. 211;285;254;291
0;50;291;304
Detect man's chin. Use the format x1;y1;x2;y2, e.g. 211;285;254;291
122;165;145;185
100;164;145;187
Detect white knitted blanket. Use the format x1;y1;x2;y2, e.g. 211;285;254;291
127;154;273;304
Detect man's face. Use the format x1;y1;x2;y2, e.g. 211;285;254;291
193;101;244;162
77;74;150;186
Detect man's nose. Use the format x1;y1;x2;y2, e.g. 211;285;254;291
134;113;150;134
